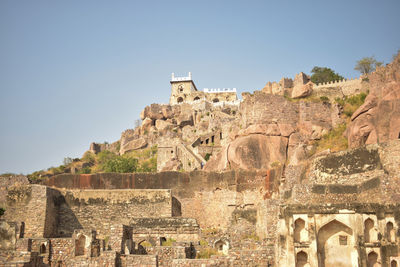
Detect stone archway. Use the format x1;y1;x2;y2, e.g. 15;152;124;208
367;251;379;267
296;251;308;267
317;219;356;267
75;235;86;256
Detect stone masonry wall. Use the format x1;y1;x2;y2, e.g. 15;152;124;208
57;189;172;238
0;185;59;238
45;170;280;236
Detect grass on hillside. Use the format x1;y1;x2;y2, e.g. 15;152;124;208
28;146;157;181
309;92;367;155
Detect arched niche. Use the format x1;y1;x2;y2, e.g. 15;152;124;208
214;239;229;255
367;251;379;267
177;97;184;103
75;235;86;256
317;219;356;267
194;96;200;101
40;243;46;254
386;222;395;242
296;251;308;267
391;260;398;267
294;218;307;243
365;218;377;243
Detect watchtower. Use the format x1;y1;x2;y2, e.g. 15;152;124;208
169;72;199;105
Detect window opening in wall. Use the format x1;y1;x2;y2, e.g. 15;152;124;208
398;132;400;139
339;235;347;245
294;218;305;243
364;218;374;243
40;243;46;254
205;139;209;145
177;97;184;103
194;96;200;101
220;132;222;139
387;222;394;242
391;260;398;267
211;136;215;143
171;150;174;154
19;222;25;238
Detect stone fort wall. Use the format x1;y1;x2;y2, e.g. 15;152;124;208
57;189;172;238
44;169;282;238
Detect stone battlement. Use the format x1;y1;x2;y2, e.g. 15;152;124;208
314;77;362;88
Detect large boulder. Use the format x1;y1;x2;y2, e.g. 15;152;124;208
140;104;173;120
347;54;400;148
291;81;313;99
204;134;288;171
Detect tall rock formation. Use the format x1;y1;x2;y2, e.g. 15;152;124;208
347;53;400;148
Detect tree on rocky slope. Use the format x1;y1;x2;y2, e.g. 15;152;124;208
310;66;344;84
354;56;383;75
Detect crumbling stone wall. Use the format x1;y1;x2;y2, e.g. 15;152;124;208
45;170;280;238
1;185;59;238
57;189;172;238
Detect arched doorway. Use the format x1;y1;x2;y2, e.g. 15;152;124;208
367;251;379;267
391;260;398;267
177;97;184;103
194;96;200;101
317;220;356;267
40;243;46;254
296;251;308;267
75;235;86;256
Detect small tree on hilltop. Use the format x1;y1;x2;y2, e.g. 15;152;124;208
310;67;344;84
354;56;383;75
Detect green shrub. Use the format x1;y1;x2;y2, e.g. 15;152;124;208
0;207;5;217
319;96;329;102
199;239;208;246
102;157;138;173
196;248;219;259
204;153;212;161
161;238;176;246
79;166;91;174
313;123;348;153
335;93;367;118
82;151;95;164
140;241;152;247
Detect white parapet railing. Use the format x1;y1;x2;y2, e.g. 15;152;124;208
203;88;237;93
171;72;192;82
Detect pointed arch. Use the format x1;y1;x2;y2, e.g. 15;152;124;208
296;251;308;267
317;219;355;267
294;218;306;243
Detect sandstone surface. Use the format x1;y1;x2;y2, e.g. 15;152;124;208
347;53;400;148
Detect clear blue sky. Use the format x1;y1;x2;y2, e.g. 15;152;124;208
1;0;399;174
